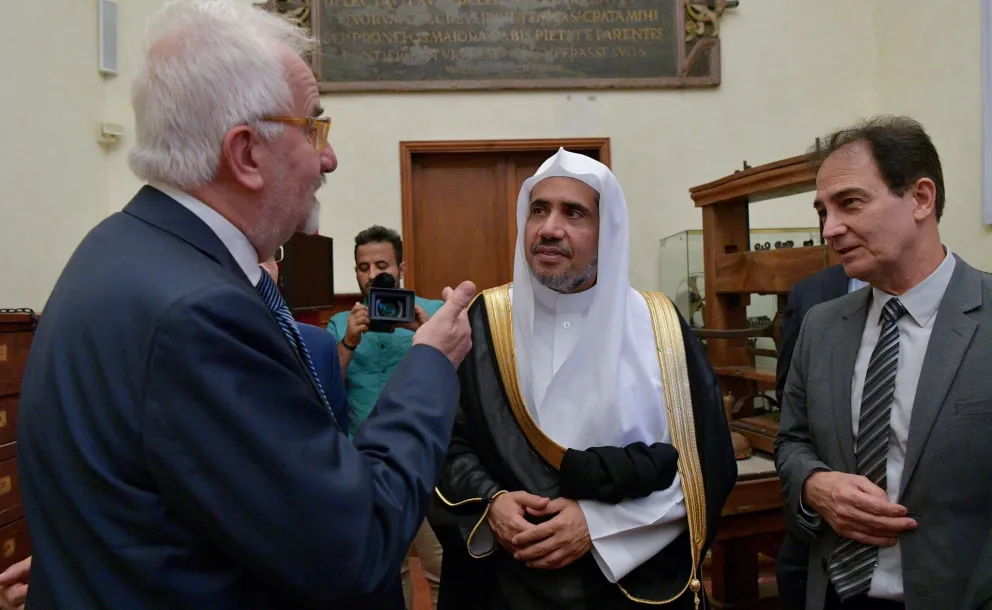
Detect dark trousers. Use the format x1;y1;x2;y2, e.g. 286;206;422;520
776;530;809;610
824;584;904;610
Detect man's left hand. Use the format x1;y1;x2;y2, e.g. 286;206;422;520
509;498;592;570
398;305;429;332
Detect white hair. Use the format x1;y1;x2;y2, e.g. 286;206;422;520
129;0;315;190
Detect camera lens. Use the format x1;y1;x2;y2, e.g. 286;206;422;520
376;298;404;318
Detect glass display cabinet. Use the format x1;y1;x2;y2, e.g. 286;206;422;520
659;227;822;371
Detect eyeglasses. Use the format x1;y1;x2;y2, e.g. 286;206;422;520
260;116;331;152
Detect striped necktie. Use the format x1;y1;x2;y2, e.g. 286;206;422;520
255;271;335;424
828;297;907;600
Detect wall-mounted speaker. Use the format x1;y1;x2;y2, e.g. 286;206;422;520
98;0;118;76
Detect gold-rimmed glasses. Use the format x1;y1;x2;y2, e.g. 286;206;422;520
261;116;331;152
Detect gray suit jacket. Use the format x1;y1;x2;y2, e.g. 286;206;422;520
774;255;992;610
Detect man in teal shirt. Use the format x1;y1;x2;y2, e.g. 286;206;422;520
327;225;444;609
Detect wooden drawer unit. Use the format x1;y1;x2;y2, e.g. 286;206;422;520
0;518;30;573
0;384;19;447
0;312;35;384
0;311;36;573
0;458;23;527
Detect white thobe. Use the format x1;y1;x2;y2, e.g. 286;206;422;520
529;283;688;582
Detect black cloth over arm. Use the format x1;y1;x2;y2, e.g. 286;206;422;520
560;442;679;504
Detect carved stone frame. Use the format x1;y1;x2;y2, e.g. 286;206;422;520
258;0;737;93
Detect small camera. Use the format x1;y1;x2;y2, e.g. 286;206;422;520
367;274;415;332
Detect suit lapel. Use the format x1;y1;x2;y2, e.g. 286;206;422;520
899;258;982;497
832;291;871;473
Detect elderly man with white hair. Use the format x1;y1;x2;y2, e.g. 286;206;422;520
428;149;737;609
16;1;475;608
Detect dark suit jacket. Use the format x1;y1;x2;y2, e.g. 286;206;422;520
775;264;850;406
964;527;992;609
17;186;459;609
775;256;992;610
298;323;349;426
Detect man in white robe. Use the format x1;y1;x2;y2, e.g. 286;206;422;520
428;149;737;609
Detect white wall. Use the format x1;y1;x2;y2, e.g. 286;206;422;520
0;0;113;309
1;0;987;311
874;0;992;271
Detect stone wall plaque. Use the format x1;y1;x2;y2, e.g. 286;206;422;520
261;0;736;92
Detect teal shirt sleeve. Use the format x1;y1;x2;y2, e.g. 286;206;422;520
327;311;347;342
418;297;444;317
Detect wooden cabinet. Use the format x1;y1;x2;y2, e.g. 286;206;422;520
689;154;837;446
0;311;35;572
688;155;836;608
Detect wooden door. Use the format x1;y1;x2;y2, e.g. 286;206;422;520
401;139;610;300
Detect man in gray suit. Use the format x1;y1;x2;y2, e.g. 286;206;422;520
774;115;992;610
964;528;992;610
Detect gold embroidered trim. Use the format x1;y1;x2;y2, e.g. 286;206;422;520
433;488;507;559
434;487;482;508
614;291;706;608
482;284;566;470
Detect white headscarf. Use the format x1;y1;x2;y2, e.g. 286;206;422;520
513;148;650;449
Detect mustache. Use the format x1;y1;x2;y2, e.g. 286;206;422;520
531;239;573;257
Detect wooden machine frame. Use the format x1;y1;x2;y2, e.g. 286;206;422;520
689;152;837;449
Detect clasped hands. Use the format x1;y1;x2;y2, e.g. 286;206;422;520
803;471;918;547
486;491;592;570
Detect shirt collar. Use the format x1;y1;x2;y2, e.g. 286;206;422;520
148;181;262;286
869;248;956;327
531;278;597;314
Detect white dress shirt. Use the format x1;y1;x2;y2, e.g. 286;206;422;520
148;181;262;287
850;250;955;600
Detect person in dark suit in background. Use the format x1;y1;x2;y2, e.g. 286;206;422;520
775;264;867;610
16;2;475;608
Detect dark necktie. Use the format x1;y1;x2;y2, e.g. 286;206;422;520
828;298;907;600
255;271;335;424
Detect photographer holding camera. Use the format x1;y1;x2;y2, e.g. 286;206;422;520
327;225;444;609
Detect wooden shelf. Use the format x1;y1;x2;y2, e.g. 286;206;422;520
690;153;817;208
712;246;832;294
713;366;776;384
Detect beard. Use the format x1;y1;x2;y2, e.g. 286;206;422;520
531;256;598;293
300;197;320;235
246;172;325;257
298;172;326;235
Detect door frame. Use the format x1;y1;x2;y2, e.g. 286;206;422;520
399;137;612;291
